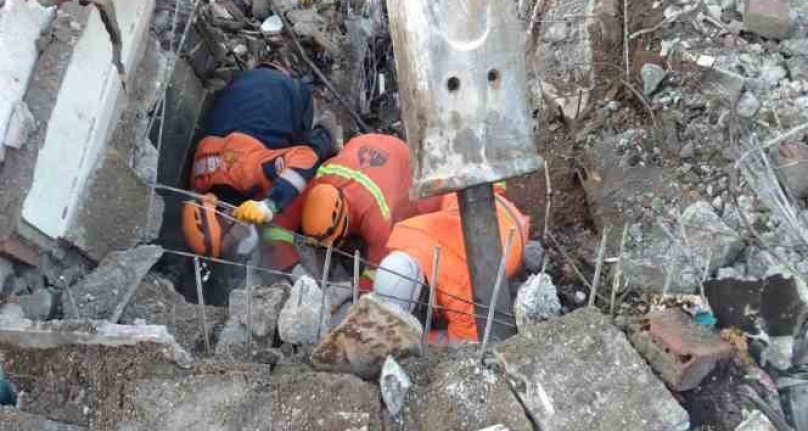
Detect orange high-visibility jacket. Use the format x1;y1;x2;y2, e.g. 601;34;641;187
385;192;530;342
312;134;442;287
191;132;318;210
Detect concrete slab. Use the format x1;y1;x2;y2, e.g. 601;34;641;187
0;0;53;148
0;317;192;426
21;0;155;242
0;316;191;366
0;3;88;246
60;245;163;320
495;308;690;431
63;147;163;261
392;348;533;431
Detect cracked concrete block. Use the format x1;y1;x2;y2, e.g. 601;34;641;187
624;201;744;293
61;245;163;320
495;308;690;431
64;148;163;261
391;348;533;431
228;284;287;339
277;276;329;345
744;0;790;39
21;0;155;247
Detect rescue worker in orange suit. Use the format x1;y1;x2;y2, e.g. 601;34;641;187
297;134;443;291
371;189;530;343
181;65;338;269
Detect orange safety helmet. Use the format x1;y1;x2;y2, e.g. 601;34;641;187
181;193;223;257
302;183;349;245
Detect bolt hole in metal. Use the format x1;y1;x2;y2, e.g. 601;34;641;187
487;68;500;84
447;76;461;92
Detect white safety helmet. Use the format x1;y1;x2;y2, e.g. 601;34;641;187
374;251;424;313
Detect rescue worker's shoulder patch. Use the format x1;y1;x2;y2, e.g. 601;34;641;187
357;145;389;168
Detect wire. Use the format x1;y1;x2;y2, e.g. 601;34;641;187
154;183;518;318
162;246;516;326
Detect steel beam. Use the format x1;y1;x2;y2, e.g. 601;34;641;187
459;185;515;341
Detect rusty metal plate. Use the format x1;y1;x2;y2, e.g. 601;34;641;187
387;0;543;198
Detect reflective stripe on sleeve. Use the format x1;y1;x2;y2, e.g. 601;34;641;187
263;226;295;244
279;168;307;192
316;164;391;220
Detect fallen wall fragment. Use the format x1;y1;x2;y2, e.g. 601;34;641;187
20;0;156;257
391;348;533;431
496;307;690;431
61;245;163;320
0;316;192;426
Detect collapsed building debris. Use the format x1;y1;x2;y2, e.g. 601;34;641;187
630;308;734;391
390;348;533;431
496;308;691;431
61;245;163;321
311;293;422;379
119;276;227;354
277;275;328;345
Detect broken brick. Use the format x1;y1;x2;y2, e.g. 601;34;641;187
744;0;790;39
0;235;39;267
630;309;733;391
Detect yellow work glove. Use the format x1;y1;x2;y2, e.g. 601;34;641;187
233;200;274;224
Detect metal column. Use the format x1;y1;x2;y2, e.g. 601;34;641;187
387;0;541;341
459;185;514;340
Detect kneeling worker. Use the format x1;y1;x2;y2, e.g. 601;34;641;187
182;65;338;269
372;189;530;343
299;134;442;291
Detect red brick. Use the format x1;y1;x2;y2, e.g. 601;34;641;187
744;0;790;39
630;309;733;391
0;235;40;267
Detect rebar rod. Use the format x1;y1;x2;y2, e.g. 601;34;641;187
193;256;211;354
317;245;334;340
422;246;441;356
479;228;516;361
352;250;360;304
